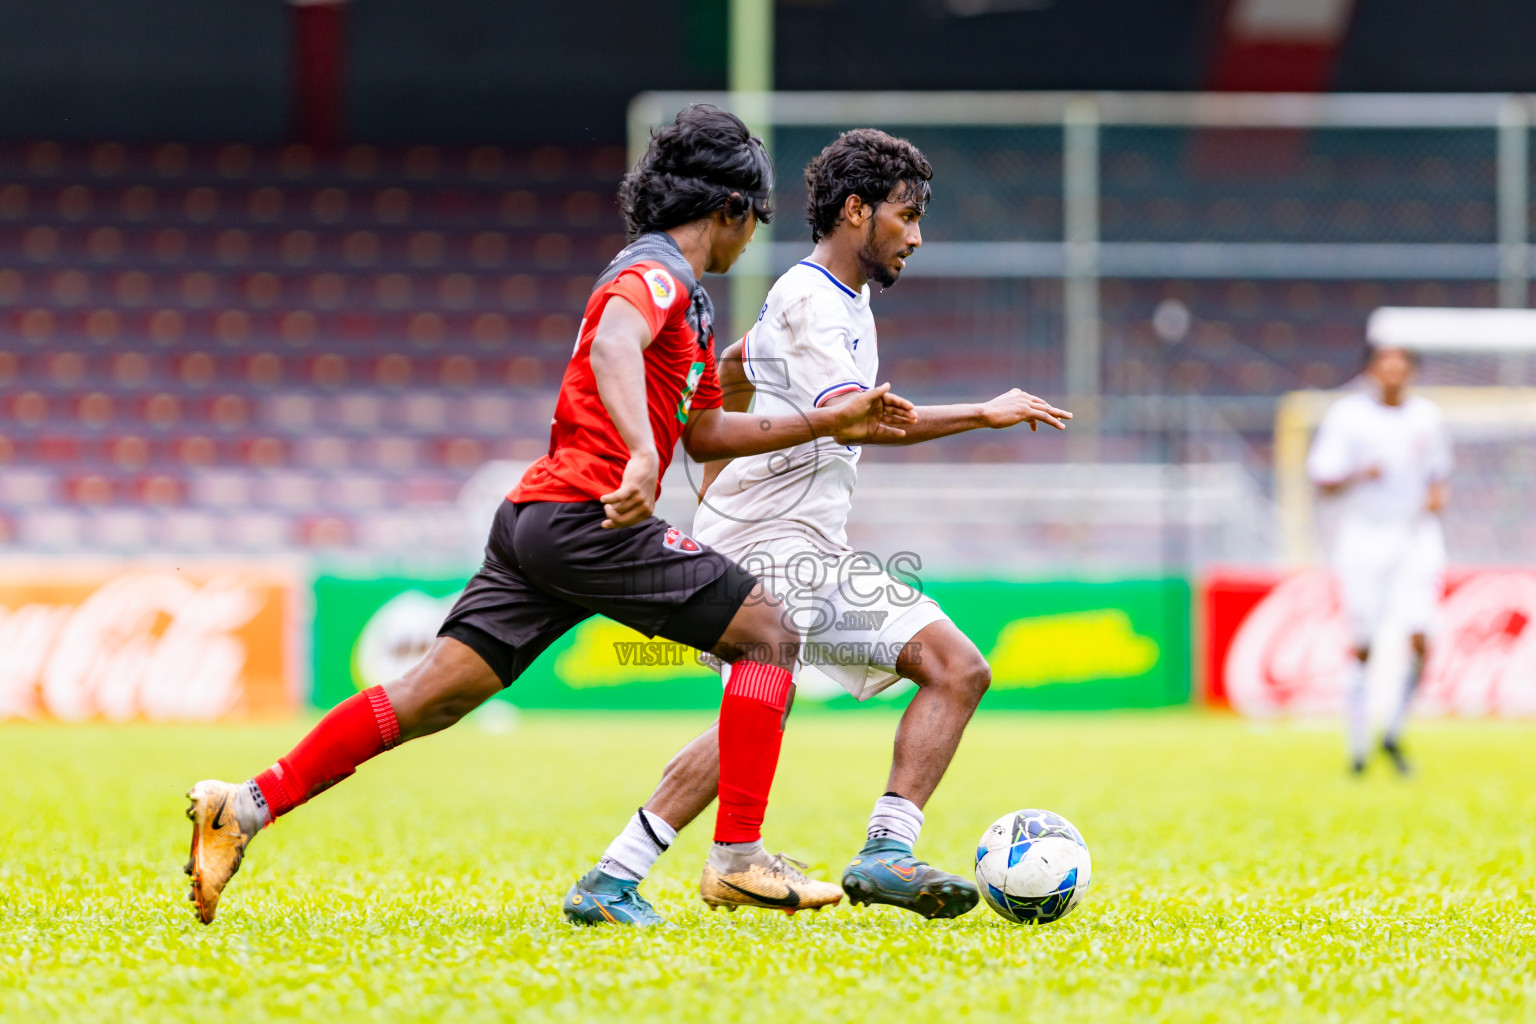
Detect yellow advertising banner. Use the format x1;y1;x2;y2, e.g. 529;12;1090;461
0;561;303;720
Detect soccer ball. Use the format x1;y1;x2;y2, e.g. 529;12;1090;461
974;809;1091;924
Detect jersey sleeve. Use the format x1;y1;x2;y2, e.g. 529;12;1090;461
1306;401;1355;485
783;293;872;407
602;262;689;341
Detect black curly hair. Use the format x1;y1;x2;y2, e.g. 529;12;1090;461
805;129;932;243
619;104;774;241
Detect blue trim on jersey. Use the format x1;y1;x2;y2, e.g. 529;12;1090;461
815;380;867;406
798;260;859;299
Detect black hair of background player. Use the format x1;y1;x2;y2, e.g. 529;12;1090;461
619;104;774;240
1361;343;1422;370
805;129;934;243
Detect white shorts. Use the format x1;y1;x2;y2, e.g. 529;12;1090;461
1332;517;1445;647
719;536;949;701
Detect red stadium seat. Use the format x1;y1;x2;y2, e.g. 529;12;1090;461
301;515;354;548
69;474;116;505
0;183;29;219
178;352;217;388
49;351;86;386
242;352;284;388
112;351;151;388
176;435;218;467
139;474;183;506
12;391;48;426
84;307;120;344
407;311;445;348
208;392;249;430
438;354;477;388
142;392;181;429
77;391;114;427
19;307;55;342
374;353;413;388
147;309;185;345
241;435;287;468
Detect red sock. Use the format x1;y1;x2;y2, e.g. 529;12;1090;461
714;660;794;843
253;686;400;820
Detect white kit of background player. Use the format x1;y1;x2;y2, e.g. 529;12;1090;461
1306;346;1451;774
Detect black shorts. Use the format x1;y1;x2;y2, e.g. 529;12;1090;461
438;500;759;687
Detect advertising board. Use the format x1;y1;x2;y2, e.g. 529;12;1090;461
0;561;303;720
314;575;1192;712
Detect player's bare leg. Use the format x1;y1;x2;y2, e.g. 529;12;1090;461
185;637;500;923
841;619;987;919
1381;632;1427;776
882;619;991;805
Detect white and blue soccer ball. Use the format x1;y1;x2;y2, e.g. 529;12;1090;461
974;809;1091;924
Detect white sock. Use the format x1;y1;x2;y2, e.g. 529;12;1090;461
1344;657;1369;765
597;809;677;883
239;779;272;834
867;793;924;848
708;839;766;873
1385;650;1424;745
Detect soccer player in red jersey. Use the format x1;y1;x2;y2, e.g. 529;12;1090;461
183;105;915;925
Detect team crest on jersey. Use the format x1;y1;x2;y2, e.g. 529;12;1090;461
662;527;702;554
643;268;677;309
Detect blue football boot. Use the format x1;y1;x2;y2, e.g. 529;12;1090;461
841;838;979;919
562;869;668;927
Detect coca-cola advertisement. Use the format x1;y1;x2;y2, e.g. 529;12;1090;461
1205;568;1536;717
0;562;303;720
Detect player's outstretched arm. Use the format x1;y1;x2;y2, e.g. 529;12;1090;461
589;296;661;529
858;387;1071;446
698;338;756;500
683;383;915;462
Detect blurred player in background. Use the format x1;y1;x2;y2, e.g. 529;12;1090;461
1307;344;1451;776
566;129;1070;926
182;105;918;925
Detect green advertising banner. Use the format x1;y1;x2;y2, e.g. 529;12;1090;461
311;575;1190;711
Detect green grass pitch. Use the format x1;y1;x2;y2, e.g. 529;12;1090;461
2;711;1533;1022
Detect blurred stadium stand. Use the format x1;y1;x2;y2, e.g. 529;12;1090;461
0;132;1525;564
0;141;633;556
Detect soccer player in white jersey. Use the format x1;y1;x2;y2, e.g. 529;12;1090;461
1307;344;1451;776
564;129;1070;924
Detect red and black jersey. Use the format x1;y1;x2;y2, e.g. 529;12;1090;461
511;232;722;504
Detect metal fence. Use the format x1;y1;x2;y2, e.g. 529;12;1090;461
627;92;1536;569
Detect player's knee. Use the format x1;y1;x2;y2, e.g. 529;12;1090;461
392;659;496;739
920;647;990;706
728;594;799;669
957;653;991;705
1410;633;1429;658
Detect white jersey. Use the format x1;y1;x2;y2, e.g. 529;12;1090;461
1307;389;1451;643
1306;390;1452;529
694;260;878;555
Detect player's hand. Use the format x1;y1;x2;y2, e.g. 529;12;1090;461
980;389;1073;432
1360;465;1383;482
827;383;916;444
600;449;659;529
1426;480;1447;514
